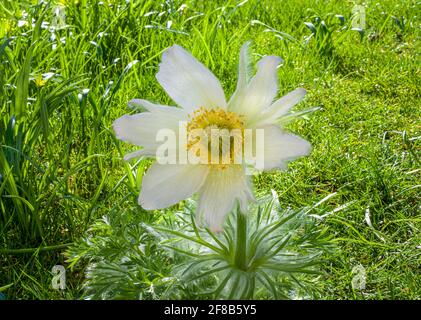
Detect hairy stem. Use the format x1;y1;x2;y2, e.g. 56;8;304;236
234;207;247;271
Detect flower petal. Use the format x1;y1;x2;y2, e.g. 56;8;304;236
156;45;227;112
197;166;254;232
253;88;307;127
113;101;187;151
139;163;209;210
228;41;253;109
230;55;282;121
259;125;311;171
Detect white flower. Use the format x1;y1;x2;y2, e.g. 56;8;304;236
113;42;311;231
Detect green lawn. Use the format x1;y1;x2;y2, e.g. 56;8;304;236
0;0;420;299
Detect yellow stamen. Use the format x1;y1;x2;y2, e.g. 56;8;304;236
34;75;47;88
186;107;245;169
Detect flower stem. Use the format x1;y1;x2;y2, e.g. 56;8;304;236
234;207;247;271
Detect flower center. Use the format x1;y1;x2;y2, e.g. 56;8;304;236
186;107;245;168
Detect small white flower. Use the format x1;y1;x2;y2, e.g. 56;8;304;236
113;42;311;231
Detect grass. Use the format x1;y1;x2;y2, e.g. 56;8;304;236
0;0;420;299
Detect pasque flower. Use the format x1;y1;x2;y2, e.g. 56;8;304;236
113;42;311;231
